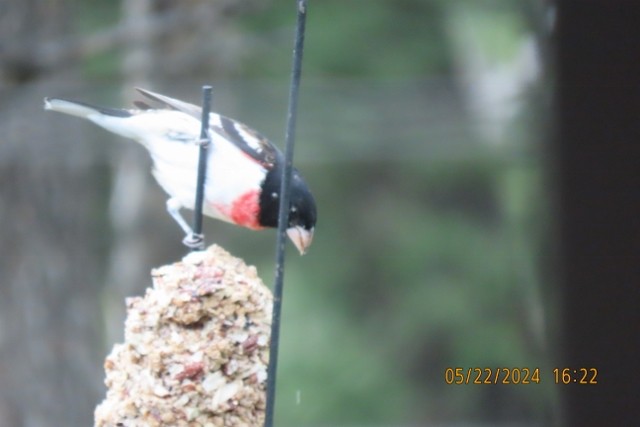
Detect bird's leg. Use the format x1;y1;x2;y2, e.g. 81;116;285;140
166;198;204;249
166;198;193;235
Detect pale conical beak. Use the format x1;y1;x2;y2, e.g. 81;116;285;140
286;226;314;255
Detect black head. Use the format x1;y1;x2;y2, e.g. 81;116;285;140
259;167;317;254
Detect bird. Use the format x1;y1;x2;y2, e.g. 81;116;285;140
44;88;316;254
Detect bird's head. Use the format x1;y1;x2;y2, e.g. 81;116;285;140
259;168;317;255
285;173;317;255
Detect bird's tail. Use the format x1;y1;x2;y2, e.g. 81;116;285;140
44;94;200;143
44;97;133;119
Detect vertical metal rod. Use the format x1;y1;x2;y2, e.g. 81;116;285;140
264;1;308;426
192;85;213;251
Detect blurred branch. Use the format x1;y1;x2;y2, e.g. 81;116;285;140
38;6;203;70
3;3;233;76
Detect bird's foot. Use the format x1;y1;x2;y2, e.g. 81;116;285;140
182;233;205;250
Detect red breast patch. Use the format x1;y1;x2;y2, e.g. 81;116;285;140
215;189;263;230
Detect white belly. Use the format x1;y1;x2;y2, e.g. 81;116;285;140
150;135;266;223
90;109;267;224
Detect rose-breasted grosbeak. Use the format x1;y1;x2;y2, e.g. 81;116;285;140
44;88;316;254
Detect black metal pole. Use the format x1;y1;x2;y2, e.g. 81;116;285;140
191;85;213;251
265;1;307;426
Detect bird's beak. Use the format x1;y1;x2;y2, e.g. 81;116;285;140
286;226;314;255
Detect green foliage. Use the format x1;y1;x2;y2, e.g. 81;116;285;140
69;0;122;78
69;0;119;33
239;0;454;78
446;1;529;62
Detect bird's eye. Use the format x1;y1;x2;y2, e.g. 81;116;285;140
290;206;298;213
271;192;278;199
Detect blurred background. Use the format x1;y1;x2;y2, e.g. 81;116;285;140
0;0;560;426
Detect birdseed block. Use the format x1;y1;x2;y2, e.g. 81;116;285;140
95;245;272;427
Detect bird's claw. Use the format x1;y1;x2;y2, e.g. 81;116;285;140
182;233;205;250
195;137;210;147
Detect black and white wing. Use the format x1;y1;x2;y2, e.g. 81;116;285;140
135;88;280;169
